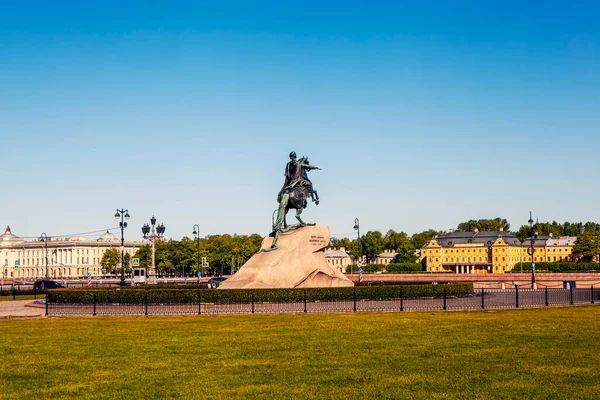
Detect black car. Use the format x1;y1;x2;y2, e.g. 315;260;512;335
208;277;227;288
34;280;65;291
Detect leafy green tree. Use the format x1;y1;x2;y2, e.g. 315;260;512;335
456;217;510;232
155;240;174;274
101;248;120;274
360;231;385;262
572;232;600;262
133;246;151;270
384;230;416;263
513;220;600;242
410;230;439;250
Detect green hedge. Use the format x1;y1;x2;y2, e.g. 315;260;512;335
48;283;474;305
350;263;425;274
385;263;425;273
511;262;600;273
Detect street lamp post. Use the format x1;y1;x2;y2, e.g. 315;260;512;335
114;209;130;286
526;211;538;289
40;233;49;279
193;224;201;279
142;216;165;285
353;218;361;275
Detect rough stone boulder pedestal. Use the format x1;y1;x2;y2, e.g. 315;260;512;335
218;225;353;289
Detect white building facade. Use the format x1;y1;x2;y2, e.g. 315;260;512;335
0;226;144;280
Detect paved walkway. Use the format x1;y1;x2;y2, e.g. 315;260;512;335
0;300;45;319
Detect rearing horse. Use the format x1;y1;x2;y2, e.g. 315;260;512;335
265;156;320;251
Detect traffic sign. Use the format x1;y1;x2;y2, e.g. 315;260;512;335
87;271;92;278
15;259;19;266
132;258;139;267
197;271;201;277
14;265;19;270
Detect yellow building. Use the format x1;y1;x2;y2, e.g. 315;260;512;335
419;230;577;274
325;248;352;273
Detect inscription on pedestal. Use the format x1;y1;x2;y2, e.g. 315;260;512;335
309;235;328;247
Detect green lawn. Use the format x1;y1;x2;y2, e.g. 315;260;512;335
1;307;599;399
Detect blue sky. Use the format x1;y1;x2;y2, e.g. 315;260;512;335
1;1;599;241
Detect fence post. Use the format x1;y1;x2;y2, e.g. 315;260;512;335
198;291;201;315
481;288;485;309
443;286;447;311
570;285;573;305
545;286;549;306
251;291;255;314
353;287;357;312
12;285;15;300
515;286;519;308
145;291;148;316
93;292;97;316
303;289;307;313
591;285;594;305
45;291;49;316
400;288;404;312
34;283;37;300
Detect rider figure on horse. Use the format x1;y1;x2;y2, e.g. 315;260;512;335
266;151;321;251
277;151;320;205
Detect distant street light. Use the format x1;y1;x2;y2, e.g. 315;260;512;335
526;211;538;289
353;218;361;274
115;208;130;286
193;224;201;278
142;215;165;284
40;233;49;279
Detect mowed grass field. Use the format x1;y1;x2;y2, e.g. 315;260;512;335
1;307;600;399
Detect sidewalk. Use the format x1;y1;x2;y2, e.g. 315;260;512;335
0;300;45;319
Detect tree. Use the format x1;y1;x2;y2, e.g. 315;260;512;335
410;230;439;250
456;217;510;232
385;230;416;262
360;231;385;262
513;220;600;242
133;246;152;270
572;232;600;262
101;248;120;274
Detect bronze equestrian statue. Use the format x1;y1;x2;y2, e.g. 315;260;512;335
266;151;321;251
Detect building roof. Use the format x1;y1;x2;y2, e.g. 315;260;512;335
377;252;398;259
432;230;521;247
97;230;118;242
0;226;23;245
527;236;577;247
325;249;351;258
67;236;88;242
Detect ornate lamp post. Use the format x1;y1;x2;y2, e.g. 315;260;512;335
40;233;49;279
526;211;538;289
114;208;130;286
193;224;201;278
353;218;361;274
142;216;165;284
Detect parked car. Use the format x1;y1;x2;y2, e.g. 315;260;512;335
34;280;65;291
208;277;228;288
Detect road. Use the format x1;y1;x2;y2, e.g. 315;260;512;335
0;300;45;319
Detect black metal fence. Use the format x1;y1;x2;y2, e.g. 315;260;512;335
46;286;600;316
